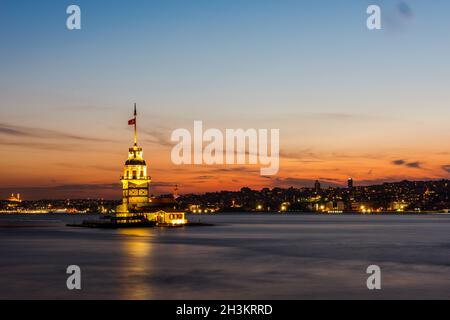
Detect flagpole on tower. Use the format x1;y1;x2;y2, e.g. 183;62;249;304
134;103;137;146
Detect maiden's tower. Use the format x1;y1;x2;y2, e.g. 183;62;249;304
73;104;187;228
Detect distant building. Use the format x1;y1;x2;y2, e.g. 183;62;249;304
6;193;22;209
389;201;409;212
348;178;354;189
323;201;345;213
314;180;321;194
173;185;180;200
351;202;372;213
7;193;21;203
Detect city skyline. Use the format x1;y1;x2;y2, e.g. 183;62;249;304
1;1;450;199
2;179;448;214
1;177;449;201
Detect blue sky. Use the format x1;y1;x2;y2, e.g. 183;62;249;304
2;0;449;120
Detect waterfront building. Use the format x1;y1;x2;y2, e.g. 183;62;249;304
115;104;151;213
322;201;345;213
76;105;187;228
389;201;409;212
113;104;187;226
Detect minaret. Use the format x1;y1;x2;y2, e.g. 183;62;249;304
120;104;151;211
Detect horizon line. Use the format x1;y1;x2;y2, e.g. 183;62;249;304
2;178;448;202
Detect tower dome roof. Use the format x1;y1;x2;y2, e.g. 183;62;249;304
125;158;147;166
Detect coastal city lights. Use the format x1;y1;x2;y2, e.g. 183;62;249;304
3;179;449;214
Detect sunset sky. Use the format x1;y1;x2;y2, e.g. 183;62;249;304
1;0;450;199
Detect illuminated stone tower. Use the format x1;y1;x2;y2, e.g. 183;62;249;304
120;104;151;211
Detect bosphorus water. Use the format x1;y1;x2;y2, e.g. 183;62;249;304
0;213;449;299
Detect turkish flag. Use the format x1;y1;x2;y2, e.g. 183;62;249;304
128;118;136;125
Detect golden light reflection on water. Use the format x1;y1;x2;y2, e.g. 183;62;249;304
118;228;155;299
119;228;154;258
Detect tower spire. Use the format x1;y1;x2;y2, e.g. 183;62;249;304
134;103;137;146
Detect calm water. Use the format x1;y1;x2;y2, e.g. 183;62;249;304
0;213;449;300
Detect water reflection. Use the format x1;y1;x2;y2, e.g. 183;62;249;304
2;214;450;299
118;228;155;299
